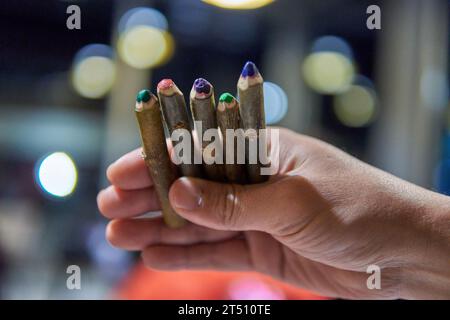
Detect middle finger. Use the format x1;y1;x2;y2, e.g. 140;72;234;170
97;185;160;219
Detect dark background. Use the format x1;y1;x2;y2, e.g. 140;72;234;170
0;0;448;299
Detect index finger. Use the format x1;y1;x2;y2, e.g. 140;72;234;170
107;148;153;190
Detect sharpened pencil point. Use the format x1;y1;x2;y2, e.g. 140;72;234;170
136;89;151;103
158;79;174;91
241;61;259;78
194;78;212;95
219;92;234;103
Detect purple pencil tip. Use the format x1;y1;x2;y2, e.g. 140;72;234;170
194;78;212;95
241;61;259;78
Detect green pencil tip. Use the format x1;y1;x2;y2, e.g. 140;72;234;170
219;92;234;103
136;89;151;103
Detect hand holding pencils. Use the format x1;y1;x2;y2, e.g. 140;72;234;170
134;61;268;227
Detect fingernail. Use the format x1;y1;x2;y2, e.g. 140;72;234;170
171;177;202;211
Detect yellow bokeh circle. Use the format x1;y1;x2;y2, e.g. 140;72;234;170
333;85;377;128
302;52;355;94
118;25;174;69
202;0;274;10
72;56;116;99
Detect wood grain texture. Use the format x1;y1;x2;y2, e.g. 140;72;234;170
135;93;185;228
238;79;269;184
158;86;202;178
190;90;224;181
217;95;246;183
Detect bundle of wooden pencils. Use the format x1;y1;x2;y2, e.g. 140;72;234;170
134;61;268;227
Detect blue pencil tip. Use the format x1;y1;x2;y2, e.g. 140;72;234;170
241;61;259;78
194;78;212;94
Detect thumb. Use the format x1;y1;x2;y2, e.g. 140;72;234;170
168;176;307;233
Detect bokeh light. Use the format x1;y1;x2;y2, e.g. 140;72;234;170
72;44;116;99
302;36;355;94
202;0;274;10
118;7;168;33
118;26;174;69
117;7;174;69
263;82;288;124
333;83;377;128
311;36;353;60
36;152;78;198
420;67;449;109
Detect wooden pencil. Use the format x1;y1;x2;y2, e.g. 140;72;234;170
216;93;245;184
157;79;202;178
134;90;185;228
189;78;224;181
237;61;269;184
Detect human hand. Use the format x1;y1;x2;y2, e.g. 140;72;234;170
97;128;450;299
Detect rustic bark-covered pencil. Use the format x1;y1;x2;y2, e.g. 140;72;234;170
157;79;202;178
134;90;185;228
237;61;269;184
189;78;224;181
217;93;245;184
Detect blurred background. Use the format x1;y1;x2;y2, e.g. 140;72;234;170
0;0;448;299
